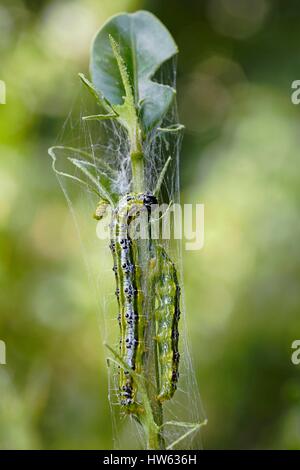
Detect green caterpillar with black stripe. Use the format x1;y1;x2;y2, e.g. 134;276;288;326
155;246;180;402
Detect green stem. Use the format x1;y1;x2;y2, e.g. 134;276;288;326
131;150;144;193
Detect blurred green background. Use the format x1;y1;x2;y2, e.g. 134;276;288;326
1;0;300;449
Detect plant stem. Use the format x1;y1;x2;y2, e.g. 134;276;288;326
131;150;144;193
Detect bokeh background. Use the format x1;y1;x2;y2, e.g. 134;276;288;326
1;0;300;449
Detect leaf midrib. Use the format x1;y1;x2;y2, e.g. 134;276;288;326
129;17;139;108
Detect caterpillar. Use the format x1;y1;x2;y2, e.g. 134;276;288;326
155;246;180;402
110;192;154;410
108;191;180;411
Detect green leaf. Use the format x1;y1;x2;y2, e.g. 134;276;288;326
153;156;172;196
90;10;178;135
78;73;118;121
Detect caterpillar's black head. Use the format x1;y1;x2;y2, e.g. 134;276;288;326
143;191;158;209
